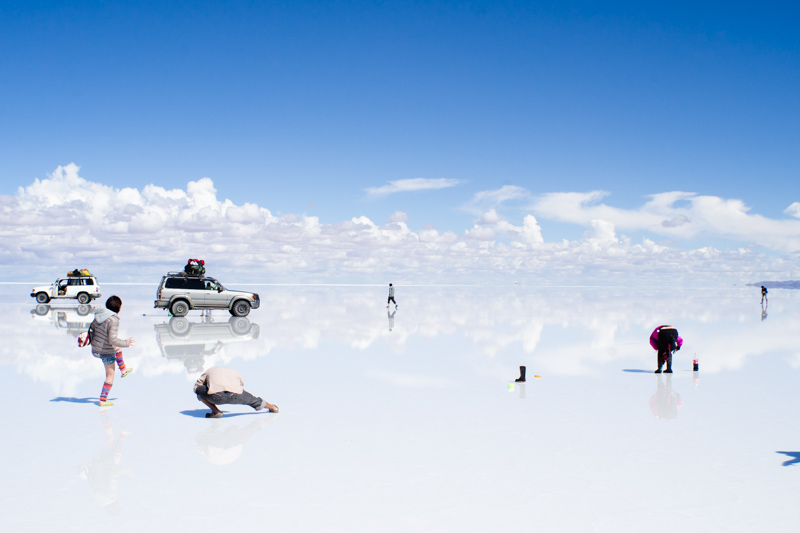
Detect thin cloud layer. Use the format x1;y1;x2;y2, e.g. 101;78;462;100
364;177;461;198
1;164;796;283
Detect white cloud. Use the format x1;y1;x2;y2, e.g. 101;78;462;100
364;178;460;198
464;185;529;214
1;165;798;284
786;202;800;219
387;211;408;223
530;190;800;252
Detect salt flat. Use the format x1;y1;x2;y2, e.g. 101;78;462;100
1;283;798;532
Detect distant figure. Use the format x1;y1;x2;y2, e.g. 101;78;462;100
194;366;278;418
89;296;135;407
388;308;396;331
387;283;397;309
761;286;768;304
649;325;683;374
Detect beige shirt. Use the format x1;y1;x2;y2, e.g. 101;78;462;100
196;367;245;394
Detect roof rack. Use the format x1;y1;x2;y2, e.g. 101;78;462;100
166;271;204;278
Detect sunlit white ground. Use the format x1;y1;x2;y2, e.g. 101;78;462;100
1;283;799;531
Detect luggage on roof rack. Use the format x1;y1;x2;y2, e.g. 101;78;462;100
184;259;206;277
67;268;92;277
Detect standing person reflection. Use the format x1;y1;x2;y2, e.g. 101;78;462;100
387;308;396;331
649;375;683;421
78;410;132;515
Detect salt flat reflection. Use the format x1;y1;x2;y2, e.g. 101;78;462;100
154;316;260;373
30;304;95;338
195;415;277;465
649;375;682;421
78;409;133;515
5;286;800;393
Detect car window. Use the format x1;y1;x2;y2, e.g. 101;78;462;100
165;278;186;289
83;279;94;286
187;279;205;290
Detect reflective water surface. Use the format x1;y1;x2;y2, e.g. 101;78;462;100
1;284;799;531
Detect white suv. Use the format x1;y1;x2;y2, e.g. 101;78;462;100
31;276;102;304
154;274;260;317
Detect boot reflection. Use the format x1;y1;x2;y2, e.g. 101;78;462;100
649;375;683;421
195;414;277;466
77;409;132;515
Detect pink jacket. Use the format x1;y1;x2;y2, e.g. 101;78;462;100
649;325;683;350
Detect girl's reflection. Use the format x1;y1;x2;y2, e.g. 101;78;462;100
78;409;132;514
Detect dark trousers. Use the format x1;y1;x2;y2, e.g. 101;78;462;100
197;390;265;410
657;349;673;370
388;296;396;305
657;329;678;370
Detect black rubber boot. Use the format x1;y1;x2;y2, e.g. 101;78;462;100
664;352;673;373
515;365;526;382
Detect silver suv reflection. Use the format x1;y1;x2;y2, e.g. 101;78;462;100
154;274;260;317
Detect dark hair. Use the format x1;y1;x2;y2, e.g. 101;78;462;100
389;283;393;286
106;295;122;313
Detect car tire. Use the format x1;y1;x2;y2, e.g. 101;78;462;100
229;316;250;335
35;292;50;304
77;304;90;316
77;292;90;304
169;317;190;336
171;300;190;317
231;300;251;317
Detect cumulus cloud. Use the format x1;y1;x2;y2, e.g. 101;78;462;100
786;202;800;219
1;164;798;284
364;177;460;198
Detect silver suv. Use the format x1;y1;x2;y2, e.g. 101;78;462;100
154;274;260;317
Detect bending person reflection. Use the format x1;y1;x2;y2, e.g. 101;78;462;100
78;409;132;515
649;375;683;421
195;415;277;466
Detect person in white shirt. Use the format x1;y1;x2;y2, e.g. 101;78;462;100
194;366;278;418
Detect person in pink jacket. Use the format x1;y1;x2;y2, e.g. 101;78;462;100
649;325;683;373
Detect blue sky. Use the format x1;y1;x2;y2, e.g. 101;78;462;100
1;1;799;282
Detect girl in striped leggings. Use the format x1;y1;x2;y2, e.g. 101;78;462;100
89;296;135;406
